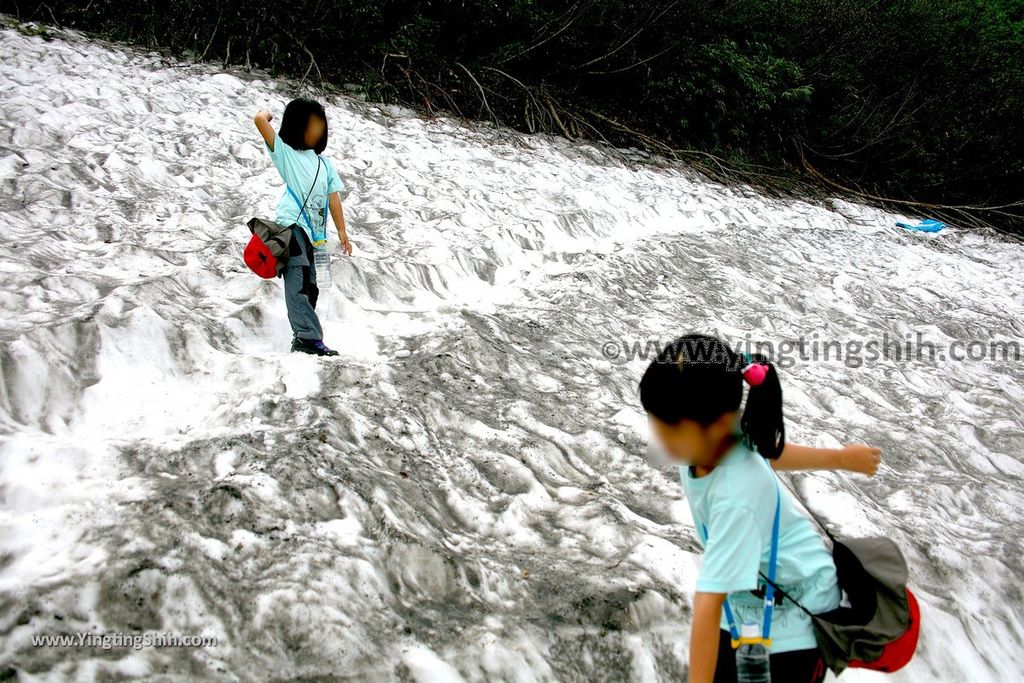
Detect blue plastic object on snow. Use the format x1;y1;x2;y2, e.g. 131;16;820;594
896;218;945;233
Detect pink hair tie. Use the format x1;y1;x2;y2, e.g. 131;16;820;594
741;360;769;386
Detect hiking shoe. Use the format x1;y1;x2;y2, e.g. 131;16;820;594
291;338;339;356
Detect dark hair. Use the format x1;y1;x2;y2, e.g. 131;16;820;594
278;98;328;154
638;334;785;459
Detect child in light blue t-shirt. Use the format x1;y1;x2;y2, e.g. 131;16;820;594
254;98;352;357
639;334;881;683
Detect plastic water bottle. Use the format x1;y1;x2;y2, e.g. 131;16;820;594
313;249;331;287
735;623;771;683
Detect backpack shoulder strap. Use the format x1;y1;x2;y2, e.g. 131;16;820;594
287;157;325;232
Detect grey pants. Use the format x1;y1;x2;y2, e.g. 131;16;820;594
281;225;323;341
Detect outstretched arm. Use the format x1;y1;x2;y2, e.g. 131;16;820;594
772;443;880;475
254;110;275;151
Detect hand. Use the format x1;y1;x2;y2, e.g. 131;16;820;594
840;444;881;476
339;236;353;256
257;110;272;121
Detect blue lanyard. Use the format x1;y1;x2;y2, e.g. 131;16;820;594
286;158;329;244
698;479;782;647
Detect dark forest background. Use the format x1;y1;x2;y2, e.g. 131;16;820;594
11;1;1024;231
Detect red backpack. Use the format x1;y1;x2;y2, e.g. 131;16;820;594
763;531;921;675
811;535;921;673
246;156;325;278
244;217;293;279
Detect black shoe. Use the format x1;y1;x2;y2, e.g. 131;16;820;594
291;338;339;356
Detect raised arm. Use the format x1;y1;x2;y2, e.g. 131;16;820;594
771;443;880;475
254;110;275;151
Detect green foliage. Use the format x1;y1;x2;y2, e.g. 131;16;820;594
14;0;1023;230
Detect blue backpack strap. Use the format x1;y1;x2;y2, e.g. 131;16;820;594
761;481;782;641
721;591;742;643
287;185;315;231
287;157;327;239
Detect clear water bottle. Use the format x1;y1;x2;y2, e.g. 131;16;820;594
313;249;331;288
735;623;771;683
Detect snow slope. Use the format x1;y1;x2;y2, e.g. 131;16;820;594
1;19;1023;683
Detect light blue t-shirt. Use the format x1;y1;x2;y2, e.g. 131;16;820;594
680;440;840;653
264;136;344;248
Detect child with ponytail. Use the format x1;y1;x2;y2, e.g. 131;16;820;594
639;334;880;683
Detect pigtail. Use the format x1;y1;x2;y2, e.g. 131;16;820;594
739;353;786;459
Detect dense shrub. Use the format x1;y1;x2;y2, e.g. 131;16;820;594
12;1;1023;231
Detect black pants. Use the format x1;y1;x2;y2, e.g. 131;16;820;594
713;630;827;683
